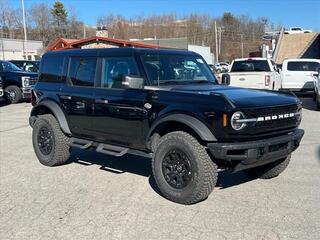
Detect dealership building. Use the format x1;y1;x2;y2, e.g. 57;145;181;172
0;38;43;61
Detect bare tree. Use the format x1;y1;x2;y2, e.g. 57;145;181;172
29;3;52;46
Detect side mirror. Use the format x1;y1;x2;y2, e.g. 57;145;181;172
122;75;144;89
221;74;230;85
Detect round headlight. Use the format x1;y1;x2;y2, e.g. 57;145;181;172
231;111;246;131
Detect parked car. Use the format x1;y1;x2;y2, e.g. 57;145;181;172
313;68;320;110
29;48;304;205
281;59;320;94
10;60;40;73
214;62;230;73
0;60;38;103
223;58;281;90
284;27;312;34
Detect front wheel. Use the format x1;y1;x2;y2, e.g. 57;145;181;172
152;131;218;205
5;85;22;104
244;155;291;179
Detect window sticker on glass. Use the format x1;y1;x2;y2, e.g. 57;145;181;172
196;58;204;64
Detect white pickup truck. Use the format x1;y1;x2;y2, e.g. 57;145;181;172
284;27;312;34
281;59;320;94
223;58;281;90
313;68;320;110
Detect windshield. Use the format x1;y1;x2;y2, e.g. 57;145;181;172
140;54;217;85
231;60;271;72
0;61;22;72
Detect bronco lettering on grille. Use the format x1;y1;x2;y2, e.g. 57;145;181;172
257;113;295;122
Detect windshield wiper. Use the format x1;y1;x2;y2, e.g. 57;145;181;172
160;80;183;85
193;80;211;83
160;80;214;85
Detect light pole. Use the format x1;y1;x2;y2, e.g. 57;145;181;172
22;0;28;59
214;21;218;63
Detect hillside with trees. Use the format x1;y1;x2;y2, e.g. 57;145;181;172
0;0;279;60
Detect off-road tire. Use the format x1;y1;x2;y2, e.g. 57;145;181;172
244;154;291;179
32;114;70;166
5;85;22;104
152;131;218;205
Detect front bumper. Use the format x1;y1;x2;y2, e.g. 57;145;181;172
22;86;33;99
208;129;304;172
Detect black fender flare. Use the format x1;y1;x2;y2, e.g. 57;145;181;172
147;114;217;142
31;100;71;135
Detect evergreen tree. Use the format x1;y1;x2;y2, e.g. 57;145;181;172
51;1;67;28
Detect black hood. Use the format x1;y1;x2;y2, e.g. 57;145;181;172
159;84;299;108
11;71;38;77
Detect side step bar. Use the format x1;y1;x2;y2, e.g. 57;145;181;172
70;138;93;149
96;143;128;157
70;137;152;158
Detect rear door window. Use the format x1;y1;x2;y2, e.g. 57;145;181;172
231;60;271;72
287;61;320;71
67;57;97;87
39;55;64;82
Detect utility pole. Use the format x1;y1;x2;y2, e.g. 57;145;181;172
21;0;28;60
217;26;224;57
240;34;244;58
1;38;5;60
83;24;86;39
214;21;218;63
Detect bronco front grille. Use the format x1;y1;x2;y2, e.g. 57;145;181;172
245;104;299;117
244;104;300;131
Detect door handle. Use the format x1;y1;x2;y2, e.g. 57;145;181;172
60;95;71;100
239;78;245;81
95;99;109;104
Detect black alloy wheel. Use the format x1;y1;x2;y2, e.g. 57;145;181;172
37;126;54;155
162;149;193;189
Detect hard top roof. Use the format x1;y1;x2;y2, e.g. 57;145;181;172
44;47;198;57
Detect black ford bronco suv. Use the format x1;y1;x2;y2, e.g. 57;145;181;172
29;48;304;204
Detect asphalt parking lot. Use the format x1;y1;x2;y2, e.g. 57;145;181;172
0;98;319;240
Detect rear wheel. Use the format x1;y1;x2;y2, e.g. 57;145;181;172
5;85;22;104
152;131;218;205
32;114;70;166
244;155;291;179
316;94;320;110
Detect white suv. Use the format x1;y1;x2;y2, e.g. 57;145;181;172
281;59;320;94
